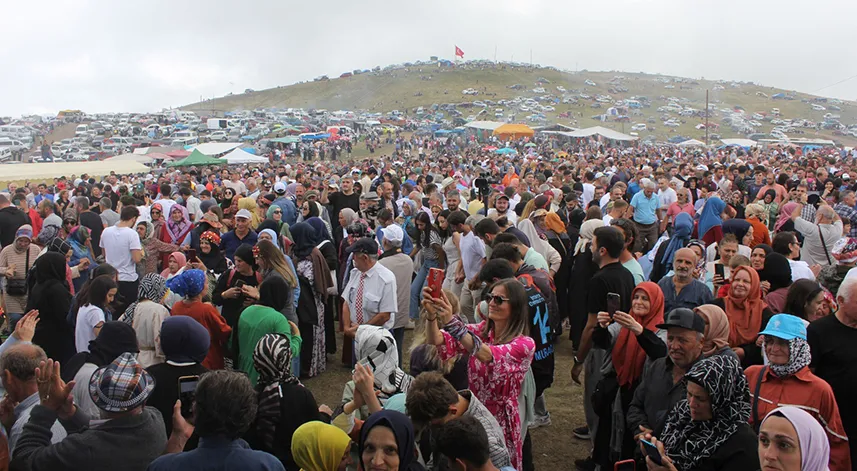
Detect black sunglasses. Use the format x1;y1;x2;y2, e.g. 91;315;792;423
486;294;509;305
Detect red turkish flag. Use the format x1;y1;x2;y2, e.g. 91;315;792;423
455;46;464;58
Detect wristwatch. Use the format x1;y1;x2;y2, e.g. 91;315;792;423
573;355;583;365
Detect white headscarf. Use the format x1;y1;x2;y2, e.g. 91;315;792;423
517;218;551;260
574;219;605;256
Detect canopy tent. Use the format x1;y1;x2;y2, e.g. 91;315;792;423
106;153;155;164
720;138;758;148
494;147;518;155
677;139;707;147
166;149;225;168
269;136;300;144
166;149;191;158
493;124;535;139
133;146;181;155
221;148;269;165
0;161;148;185
190;142;242;156
560;126;637;141
464;120;505;131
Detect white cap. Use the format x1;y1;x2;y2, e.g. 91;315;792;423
274;182;286;194
844;173;851;180
236;209;252;219
380;224;404;244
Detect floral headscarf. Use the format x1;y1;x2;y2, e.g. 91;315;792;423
165;205;191;243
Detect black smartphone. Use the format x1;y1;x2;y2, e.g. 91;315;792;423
186;248;197;261
607;293;620;317
235;279;246;288
178;375;199;419
641;439;663;466
714;263;725;279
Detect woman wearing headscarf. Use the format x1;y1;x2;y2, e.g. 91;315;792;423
64;321;139;419
160;251;187;280
750;244;772;271
45;236;78;295
117;273;170;367
535;211;572;315
219;187;237;222
711;266;774;367
705;218;753;261
341;325;414;421
212;244;263;334
247;334;331;470
67;226;93;292
291;422;353;471
27;251;74;363
745;203;772;248
359;410;424;471
196;230;228;276
234;277;301;385
567;219;603;347
290;222;333;378
149;202;165;238
400;200;418;243
693;305;735;359
337;207;358;249
264;204;293;244
159;204;192;269
565;207;586;251
168;269;232;370
649;355;758;471
146;316;209;438
759;406;831;471
136;220;179;276
759;253;793;313
591;281;666;466
760;189;780;232
650;212;693;283
697;196;727;246
0;225;42;325
517;216;561;276
745;314;851;471
775;201;801;238
307;216;339;356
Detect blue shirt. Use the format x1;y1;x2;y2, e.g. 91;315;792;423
272;196;298;226
147;437;284;471
657;276;713;313
220;230;258;261
630;191;659;225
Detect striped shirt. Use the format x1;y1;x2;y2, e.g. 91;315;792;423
461;390;512;468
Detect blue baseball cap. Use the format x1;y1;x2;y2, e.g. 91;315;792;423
758;314;807;341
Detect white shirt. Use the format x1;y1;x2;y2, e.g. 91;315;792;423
603;214;614;226
185;195;203;222
152;198;175;218
460;231;486;281
224;180;247;195
487;208;517;225
100;225;142;282
582;183;595;208
75;304;105;353
342;263;398;330
789;259;816;282
658;187;677;209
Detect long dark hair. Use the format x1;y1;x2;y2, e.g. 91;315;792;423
481;278;529;345
435;209;452;239
79;275;117;311
784;279;823;320
72;265;118;314
415;211;437;249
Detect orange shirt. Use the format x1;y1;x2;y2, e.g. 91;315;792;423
171;300;232;370
746;365;851;471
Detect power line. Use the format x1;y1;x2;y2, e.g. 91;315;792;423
812;72;857;93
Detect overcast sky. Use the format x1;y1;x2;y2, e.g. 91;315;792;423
2;0;855;116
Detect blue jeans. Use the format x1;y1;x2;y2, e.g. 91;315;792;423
410;258;440;319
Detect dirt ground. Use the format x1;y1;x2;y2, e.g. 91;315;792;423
302;329;590;469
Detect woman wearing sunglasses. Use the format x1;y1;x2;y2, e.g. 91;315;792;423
421;278;534;471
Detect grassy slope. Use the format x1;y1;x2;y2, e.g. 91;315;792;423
182;65;857;146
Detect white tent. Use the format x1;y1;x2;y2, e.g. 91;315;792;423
560;126;637;141
677;139;707;147
221;148;268;165
0;161;148;184
464;121;505;131
191;142;242;156
106;153;154;164
720;138;757;147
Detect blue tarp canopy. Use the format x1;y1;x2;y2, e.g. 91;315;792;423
301;133;330;141
495;148;518;155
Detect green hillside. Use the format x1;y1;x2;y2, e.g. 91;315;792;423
181;63;857;146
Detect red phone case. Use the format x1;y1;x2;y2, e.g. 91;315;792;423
428;268;445;298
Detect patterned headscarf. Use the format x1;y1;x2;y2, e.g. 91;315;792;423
165;269;207;298
355;325;413;399
137;221;155;242
165;204;191;243
660;355;751;471
253;333;301;450
35;224;61;247
47;237;72;255
122;273;168;325
200;230;221;246
766;336;812;378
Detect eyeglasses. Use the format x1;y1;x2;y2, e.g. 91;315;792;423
486;294;510;305
151;210;161;215
273;210;282;214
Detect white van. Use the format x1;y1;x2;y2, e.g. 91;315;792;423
0;139;27;151
170;137;198;147
75;124;89;136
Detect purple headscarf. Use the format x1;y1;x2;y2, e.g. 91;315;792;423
761;406;829;471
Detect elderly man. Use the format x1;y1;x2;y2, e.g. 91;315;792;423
658;247;713;313
628;179;661;253
12;353;166;469
809;277;857;466
341;238;398;364
791;202;843;267
220;209;258;262
627;308;706;439
0;343;67;455
378;225;413;364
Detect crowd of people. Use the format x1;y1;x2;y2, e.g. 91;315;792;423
0;134;852;471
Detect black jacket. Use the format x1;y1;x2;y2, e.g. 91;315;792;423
0;206;29;248
688;423;760;471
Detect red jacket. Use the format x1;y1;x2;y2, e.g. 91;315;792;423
746;365;851;471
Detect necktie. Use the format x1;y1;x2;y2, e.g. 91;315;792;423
354;273;367;325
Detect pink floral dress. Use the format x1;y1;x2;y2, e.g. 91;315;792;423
436;321;535;470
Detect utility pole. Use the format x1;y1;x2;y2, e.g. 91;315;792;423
705;89;710;146
494;45;497;63
530;49;533;68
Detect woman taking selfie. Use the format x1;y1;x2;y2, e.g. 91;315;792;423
422;279;534;471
